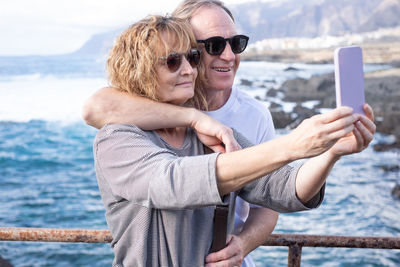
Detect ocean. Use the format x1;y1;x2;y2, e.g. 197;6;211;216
0;56;399;267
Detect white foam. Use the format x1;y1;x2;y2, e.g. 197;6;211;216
302;100;320;109
0;75;107;122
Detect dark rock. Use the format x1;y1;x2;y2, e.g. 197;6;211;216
269;101;282;110
240;79;253;86
266;88;279;97
364;73;400;144
373;141;400;152
270;110;294;129
284;66;301;72
280;73;336;107
391;61;400;68
0;256;13;267
288;104;319;128
276;69;400;148
392;184;400;199
378;164;400;172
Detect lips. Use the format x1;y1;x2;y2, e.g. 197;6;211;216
176;81;193;86
212;67;231;72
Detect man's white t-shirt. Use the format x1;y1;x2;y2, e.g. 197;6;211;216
206;87;276;267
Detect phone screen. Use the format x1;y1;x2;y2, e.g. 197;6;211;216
334;46;365;115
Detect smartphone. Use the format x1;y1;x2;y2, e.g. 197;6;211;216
334;46;365;115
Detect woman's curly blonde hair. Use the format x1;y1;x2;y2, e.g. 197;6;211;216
107;15;207;109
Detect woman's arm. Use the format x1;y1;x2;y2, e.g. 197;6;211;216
216;105;374;205
83;87;240;152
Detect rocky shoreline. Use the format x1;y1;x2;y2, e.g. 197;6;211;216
258;67;400;152
249;66;400;198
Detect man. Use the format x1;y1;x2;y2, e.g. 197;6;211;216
82;1;375;266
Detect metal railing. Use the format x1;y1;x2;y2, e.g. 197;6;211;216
263;234;400;266
1;227;400;267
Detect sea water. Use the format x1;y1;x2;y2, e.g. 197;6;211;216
0;57;399;266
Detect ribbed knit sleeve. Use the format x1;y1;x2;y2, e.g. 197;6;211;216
94;124;225;209
233;129;325;213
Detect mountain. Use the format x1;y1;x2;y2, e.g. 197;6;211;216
232;0;400;42
69;0;400;59
69;29;123;59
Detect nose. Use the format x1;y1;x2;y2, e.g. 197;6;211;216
180;56;195;75
219;42;236;61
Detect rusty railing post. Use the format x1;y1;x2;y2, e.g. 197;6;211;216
288;244;302;267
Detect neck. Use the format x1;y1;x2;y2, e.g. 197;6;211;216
206;87;232;111
155;127;187;148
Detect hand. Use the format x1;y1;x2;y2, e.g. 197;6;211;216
287;106;359;160
328;104;376;157
205;235;244;267
190;110;241;153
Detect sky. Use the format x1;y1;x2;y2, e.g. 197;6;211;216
0;0;275;56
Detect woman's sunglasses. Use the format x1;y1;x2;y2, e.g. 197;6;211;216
160;48;201;73
197;35;249;56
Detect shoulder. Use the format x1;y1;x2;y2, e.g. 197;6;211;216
94;124;157;148
96;124;145;139
234;88;271;116
232;88;276;142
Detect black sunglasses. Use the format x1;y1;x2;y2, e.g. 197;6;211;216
197;35;249;56
160;48;201;72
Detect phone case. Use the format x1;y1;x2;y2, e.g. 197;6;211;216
334;46;365;115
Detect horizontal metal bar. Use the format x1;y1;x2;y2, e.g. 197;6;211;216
263;234;400;249
0;227;112;243
1;227;399;250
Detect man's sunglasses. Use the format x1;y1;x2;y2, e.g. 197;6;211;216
197;35;249;56
160;48;201;72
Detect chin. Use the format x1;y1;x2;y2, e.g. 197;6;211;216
211;81;234;91
207;75;235;90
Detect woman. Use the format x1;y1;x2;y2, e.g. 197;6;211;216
94;15;371;267
95;16;227;266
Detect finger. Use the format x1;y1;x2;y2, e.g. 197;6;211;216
324;113;359;134
358;115;376;135
222;137;241;153
220;132;241;153
320;106;354;124
352;126;364;150
355;120;373;147
209;145;226;153
205;246;234;263
363;103;375;121
328;123;355;140
205;254;242;267
205;236;236;263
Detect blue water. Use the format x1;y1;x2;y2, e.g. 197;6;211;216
0;56;399;266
